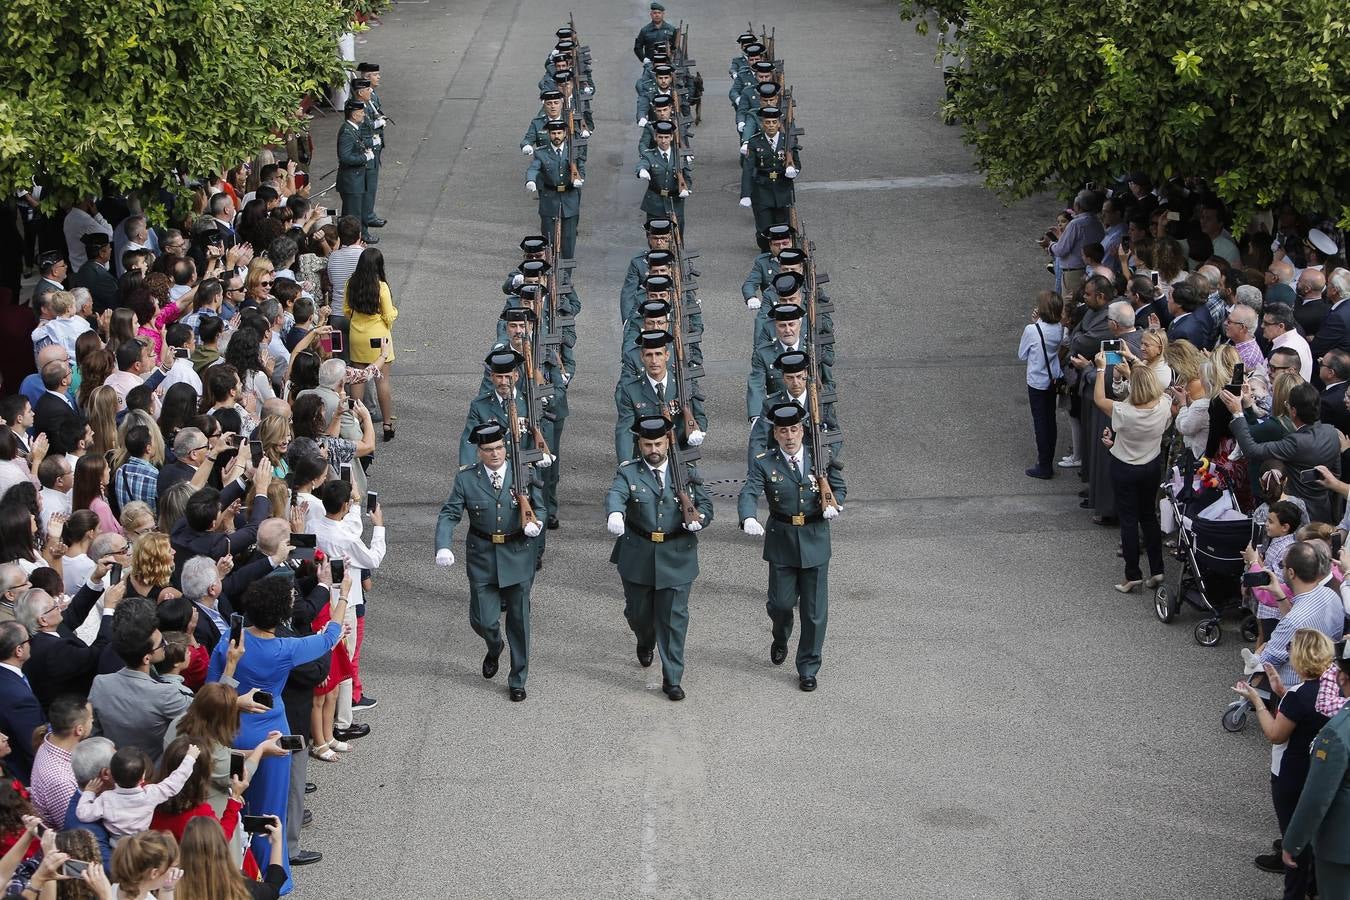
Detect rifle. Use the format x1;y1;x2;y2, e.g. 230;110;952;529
664;210;703;438
666;433;702;528
798;224;842;510
782;87;803;172
503;388;542;530
563;102;583;185
518;317;555;447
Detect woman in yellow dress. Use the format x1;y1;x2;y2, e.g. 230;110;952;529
343;247;398;440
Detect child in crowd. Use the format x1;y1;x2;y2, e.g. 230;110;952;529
77;743;201;841
1242;500;1301;645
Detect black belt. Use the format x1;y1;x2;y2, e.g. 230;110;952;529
552;184;572;193
771;511;824;526
647;185;674;197
469;526;527;544
630;526;691;543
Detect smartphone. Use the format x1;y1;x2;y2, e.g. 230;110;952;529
110;562;123;583
252;690;274;709
369;338;382;349
229;612;244;645
329;331;344;354
173;347;190;359
1105;351;1124;366
229;752;245;780
1241;571;1272;588
291;533;317;548
241;815;275;833
340;463;352;484
1299;468;1322;485
1101;339;1122;353
330;558;345;585
1151;272;1160;287
60;860;90;878
366;491;377;514
1167;210;1181;222
249;439;264;467
1226;362;1245;394
1334;533;1345;558
278;735;304;752
346;396;356;411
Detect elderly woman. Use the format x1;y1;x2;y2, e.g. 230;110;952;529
207;575;348;894
1082;300;1145;525
244;258;276;308
1093;353;1172;592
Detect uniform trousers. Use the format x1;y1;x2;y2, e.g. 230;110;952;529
621;578;690;685
469;580;532;689
366;150;382;221
542;417;565;519
1272;773;1316;900
340;190;372;236
767;561;828;677
539;214;578;259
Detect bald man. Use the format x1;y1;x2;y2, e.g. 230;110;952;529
21;344;72;412
1295;269;1329;339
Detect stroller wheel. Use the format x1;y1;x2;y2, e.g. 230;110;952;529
1154;584;1177;623
1221;700;1249;733
1241;615;1260;644
1194;619;1222;646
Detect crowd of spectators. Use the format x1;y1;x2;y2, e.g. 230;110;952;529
0;139;399;897
1020;178;1350;895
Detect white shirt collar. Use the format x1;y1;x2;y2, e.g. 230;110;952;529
0;662;25;680
648;373;668;392
485;462;508;479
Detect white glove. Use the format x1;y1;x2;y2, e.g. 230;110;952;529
536;452;554;469
375;117;387;129
785;166;798;179
526;181;537;193
687;429;705;446
686;155;695;163
435;549;455;567
607;511;625;535
522;145;534;155
511;273;524;286
580;129;591;138
742;518;764;536
739;143;749;156
638;117;649;127
823;506;840;520
583;86;594;96
737;121;745;133
523;521;543;537
746;297;761;310
678;189;690;198
739;197;752;208
683;520;703;532
572;178;584;188
642;57;651;65
749;416;760;429
364;149;374;160
638;168;651;180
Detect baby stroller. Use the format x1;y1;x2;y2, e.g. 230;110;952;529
1154;464;1261;647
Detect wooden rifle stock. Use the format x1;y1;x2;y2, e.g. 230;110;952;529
565;106;581;184
504;397;539;529
808;379;838;512
667;435;701;527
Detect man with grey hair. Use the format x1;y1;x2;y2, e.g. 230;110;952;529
0;563;30;622
181;556;227;649
158;426;230;496
299;361;369;495
1311;268;1350;363
19;572;121;711
1050;190;1106;295
1235;283;1264;316
1222;303;1267;376
0;620;42;781
67;287;94;319
259;299;290;388
65;736;115;866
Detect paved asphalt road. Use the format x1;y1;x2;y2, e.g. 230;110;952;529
294;1;1270;897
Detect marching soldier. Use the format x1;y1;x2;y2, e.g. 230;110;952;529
738;81;783;146
751;269;833;348
501;234;548;293
636;122;692;232
620;219;674;323
637;64;683;125
634;2;678;63
637;94;679;152
635;50;673;97
741;223;797;309
747;350;840;463
728;36;764;109
521;90;567;155
552;68;595;133
739;107;799;249
542;40;596;97
435;422;545;702
355;64;389;229
614;330;707;462
738;403;846;691
746;303;833;420
525;121;585;259
621;296;704;378
350;78;385;237
513;263;579;374
336;101;376;244
620;248;673;324
605;415;713;701
459;349;556;469
734;61;779;137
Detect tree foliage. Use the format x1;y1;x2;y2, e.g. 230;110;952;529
900;0;1350;223
0;0;364;203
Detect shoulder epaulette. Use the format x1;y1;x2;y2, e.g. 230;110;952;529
755;451;767;459
459;464;473;471
619;459;632;467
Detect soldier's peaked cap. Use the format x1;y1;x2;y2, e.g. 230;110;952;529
756;82;780;98
643;274;674;292
772;271;805;295
769;302;805;322
470;422;507;445
540;89;564;101
519;259;551;276
632;415;673;438
744;43;766;56
637;329;674;349
544;119;567;131
639;299;672;319
652;120;676;135
645;218;674;235
519;235;548;252
752;60;776;74
774;350;809;373
775;248;806;266
500;307;536;323
651;94;674;108
652;64;674;76
759;106;782;120
768;403;805;428
485;349;525;373
645;250;674;266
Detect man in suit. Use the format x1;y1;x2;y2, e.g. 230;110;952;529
1294;269;1330;338
1311;271;1350;369
615;331;707;463
435;422;545;702
1166;282;1210;348
336;102;377;244
0;621;44;782
18;570;121;714
1281;645;1350;895
31;252;67;310
739;107;799;250
32;358;83;443
605;415;713;701
68;233;119;313
738;403;847;691
636;121;692;235
158;427;238;499
1318;349;1350;435
169;470;273;577
1224;383;1343;522
525;121;585;259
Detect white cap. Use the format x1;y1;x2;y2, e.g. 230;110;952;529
1308;228;1339;257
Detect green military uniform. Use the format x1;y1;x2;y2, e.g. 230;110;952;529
750;270;834;350
747;389;840;467
614;331;707;462
525;126;585;259
747;303;835;420
636;138;692;226
742;251;782;305
520;111;552;152
605;417;713;693
740;115;800;245
358;84;386;228
1284;704;1350;898
620;298;704;378
738;405;846;684
620;242;673;323
459;380;550;470
434;431;545;694
633;10;678;62
728;36;762;107
336;110;374;235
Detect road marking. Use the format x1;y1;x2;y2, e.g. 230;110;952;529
796;172;984;192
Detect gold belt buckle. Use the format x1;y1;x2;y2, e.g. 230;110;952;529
791;514;805;526
651;531;665;543
491;533;506;544
556;185;567;192
769;172;778;181
660;189;670;197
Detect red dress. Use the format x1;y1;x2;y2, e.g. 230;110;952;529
312;604;354;695
150;798;262;879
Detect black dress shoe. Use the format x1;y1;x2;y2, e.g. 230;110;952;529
332;723;370;741
304;782;317;794
662;682;685;701
799;676;817;692
770;643;787;665
367;217;387;228
547;515;560;530
302;809;313;828
482;646;502;679
362;234;380;245
1253;851;1285;873
637;646;654;667
289;850;322;866
509;688;527;702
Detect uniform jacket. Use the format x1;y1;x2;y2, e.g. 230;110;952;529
634;21;678;61
740;131;799;208
1284;706;1350;862
435;461;544;589
742;252;780;302
526;143;585;218
458;390;545;467
747;338;834;420
738;444;846;569
614;372;707;462
636;147;692;220
621;253;652;323
336;122;373;196
605;457;713;588
747;390;840;464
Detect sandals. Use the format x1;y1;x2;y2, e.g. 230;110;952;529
383;417;397;442
309;743;338;762
328;740;352;753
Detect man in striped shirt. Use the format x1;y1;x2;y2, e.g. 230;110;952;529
1259;542;1346;687
325;216;366;306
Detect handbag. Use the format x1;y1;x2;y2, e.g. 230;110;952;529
1035;323;1068;396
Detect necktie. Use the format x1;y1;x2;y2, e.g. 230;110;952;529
652;466;664;493
790;455;800;477
655;381;666;406
491;471;502;492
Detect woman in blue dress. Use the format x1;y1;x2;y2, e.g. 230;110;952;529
208;571;348;895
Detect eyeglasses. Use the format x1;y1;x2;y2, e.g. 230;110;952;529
1269;364;1296;373
260;280;274;287
189;444;209;454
